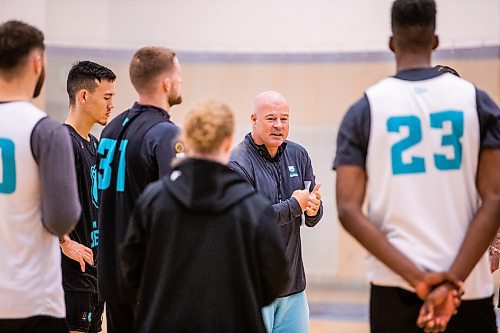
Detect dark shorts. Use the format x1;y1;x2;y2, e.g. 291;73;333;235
0;316;67;333
65;291;104;333
370;284;497;333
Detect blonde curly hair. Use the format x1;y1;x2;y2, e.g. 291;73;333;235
183;100;234;155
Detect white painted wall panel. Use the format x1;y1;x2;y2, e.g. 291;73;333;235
1;0;498;52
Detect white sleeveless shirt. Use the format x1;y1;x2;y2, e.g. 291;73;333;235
364;74;493;299
0;101;65;318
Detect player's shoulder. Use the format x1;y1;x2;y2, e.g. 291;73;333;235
475;87;498;106
33;116;68;140
365;76;410;101
28;102;46;115
100;110;128;135
68;132;84;152
343;94;370;121
63;124;80;141
9;101;47;117
89;132;99;144
152;120;179;131
146;121;180;139
436;73;475;94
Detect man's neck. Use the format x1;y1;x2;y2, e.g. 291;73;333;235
266;147;278;158
0;79;33;102
138;95;170;113
189;151;228;164
395;51;432;72
65;107;93;141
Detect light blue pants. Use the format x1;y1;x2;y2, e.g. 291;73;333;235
262;291;309;333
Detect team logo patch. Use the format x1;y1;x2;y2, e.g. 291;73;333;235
174;141;184;154
174;141;185;158
288;165;298;177
414;86;428;94
90;165;98;208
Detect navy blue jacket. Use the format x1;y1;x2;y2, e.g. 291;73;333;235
97;102;179;302
230;133;323;296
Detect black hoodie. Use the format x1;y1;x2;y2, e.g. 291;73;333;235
120;158;291;333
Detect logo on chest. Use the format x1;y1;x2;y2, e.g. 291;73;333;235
90;165;98;208
288;165;298;178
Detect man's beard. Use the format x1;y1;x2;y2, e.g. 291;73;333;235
32;66;45;98
168;93;182;107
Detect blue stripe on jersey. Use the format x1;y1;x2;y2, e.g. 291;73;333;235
122;117;129;127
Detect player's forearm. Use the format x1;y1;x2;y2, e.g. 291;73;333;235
449;197;500;281
450;149;500;280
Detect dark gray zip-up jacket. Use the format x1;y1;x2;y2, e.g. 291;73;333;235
230;133;323;296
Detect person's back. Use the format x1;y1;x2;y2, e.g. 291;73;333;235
97;46;183;333
97;102;176;300
0;20;80;333
121;101;290;333
0;102;62;316
334;1;500;332
365;68;492;297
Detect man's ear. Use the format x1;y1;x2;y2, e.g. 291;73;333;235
432;35;439;50
77;90;87;104
251;113;257;126
32;51;43;75
389;36;395;53
162;77;171;94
